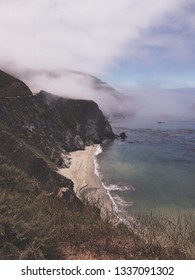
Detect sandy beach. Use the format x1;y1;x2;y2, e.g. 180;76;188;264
58;145;116;220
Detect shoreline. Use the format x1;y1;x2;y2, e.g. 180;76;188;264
58;145;117;220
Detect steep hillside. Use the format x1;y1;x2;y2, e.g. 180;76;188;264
0;70;194;260
0;70;114;193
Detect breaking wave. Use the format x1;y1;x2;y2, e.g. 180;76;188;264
104;184;135;192
93;145;134;220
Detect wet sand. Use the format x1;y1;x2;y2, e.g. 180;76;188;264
58;145;116;220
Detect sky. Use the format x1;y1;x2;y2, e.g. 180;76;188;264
0;0;195;118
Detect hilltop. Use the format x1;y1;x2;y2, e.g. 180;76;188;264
0;70;32;98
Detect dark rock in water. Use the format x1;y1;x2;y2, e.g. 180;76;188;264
119;132;127;139
0;70;32;97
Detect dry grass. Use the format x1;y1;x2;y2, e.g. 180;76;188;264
0;158;194;260
134;212;195;259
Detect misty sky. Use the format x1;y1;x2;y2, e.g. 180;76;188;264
1;0;195;89
1;0;195;119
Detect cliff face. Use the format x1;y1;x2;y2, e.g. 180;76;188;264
0;70;114;193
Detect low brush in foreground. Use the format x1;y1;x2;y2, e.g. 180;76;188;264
0;160;194;260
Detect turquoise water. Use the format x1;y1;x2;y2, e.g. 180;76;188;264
97;116;195;220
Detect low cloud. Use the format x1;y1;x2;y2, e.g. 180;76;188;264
25;70;134;117
122;87;195;120
0;0;194;117
0;0;190;76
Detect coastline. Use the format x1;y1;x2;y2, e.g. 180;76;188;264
58;145;117;220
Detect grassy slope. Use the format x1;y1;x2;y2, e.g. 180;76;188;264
0;158;194;260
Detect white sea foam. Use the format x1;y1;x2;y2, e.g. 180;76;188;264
94;145;119;214
94;144;103;156
93;144;134;224
104;184;135;192
102;181;119;214
112;194;133;208
94;144;102;177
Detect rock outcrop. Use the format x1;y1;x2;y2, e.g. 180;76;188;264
119;132;127;140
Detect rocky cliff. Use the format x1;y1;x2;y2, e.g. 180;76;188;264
0;70;114;194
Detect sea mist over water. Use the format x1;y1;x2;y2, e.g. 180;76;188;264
121;87;195;125
94;87;195;220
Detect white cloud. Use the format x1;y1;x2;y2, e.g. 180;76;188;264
1;0;194;117
0;0;188;76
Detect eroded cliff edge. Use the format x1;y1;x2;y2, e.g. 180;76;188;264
0;70;114;195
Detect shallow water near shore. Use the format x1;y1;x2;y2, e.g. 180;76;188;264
96;116;195;220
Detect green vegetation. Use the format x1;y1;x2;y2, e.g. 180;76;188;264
0;158;194;260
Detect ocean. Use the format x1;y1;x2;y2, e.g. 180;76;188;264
96;115;195;222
